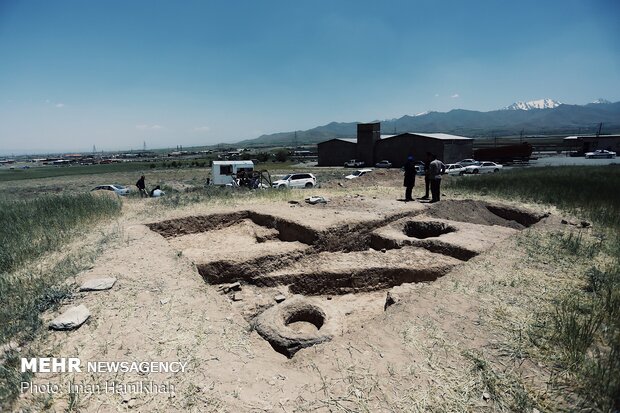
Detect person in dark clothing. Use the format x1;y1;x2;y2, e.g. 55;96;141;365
136;175;148;198
428;154;446;202
420;152;432;199
403;155;416;201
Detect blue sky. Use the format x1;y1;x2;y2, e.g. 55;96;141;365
0;0;619;154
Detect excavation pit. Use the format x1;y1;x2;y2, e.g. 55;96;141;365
147;200;548;356
285;306;325;333
403;221;456;239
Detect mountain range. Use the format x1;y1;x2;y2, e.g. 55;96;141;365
238;99;620;147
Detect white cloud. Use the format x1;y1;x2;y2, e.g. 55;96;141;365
435;93;439;97
451;93;460;98
55;103;65;108
193;126;210;132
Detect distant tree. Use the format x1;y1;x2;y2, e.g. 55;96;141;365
274;149;289;163
256;152;271;163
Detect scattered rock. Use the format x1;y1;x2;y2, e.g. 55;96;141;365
49;305;91;330
79;277;117;291
561;219;568;224
384;291;401;310
482;392;491;400
122;393;132;403
380;248;387;253
128;398;137;408
305;196;328;205
223;282;242;293
580;220;591;228
288;200;299;205
160;298;170;305
274;295;286;303
232;293;243;302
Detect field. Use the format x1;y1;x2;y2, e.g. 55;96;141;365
0;163;618;412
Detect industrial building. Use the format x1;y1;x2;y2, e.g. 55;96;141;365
317;122;473;167
563;135;620;155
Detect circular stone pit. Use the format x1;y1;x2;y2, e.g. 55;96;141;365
253;297;333;358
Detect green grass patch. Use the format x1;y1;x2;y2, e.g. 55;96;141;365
0;162;157;182
0;194;121;273
0;194;121;407
448;165;620;410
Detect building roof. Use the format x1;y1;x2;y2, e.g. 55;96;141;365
383;132;472;141
318;138;357;145
564;135;620;141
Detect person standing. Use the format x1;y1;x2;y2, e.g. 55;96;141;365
136;175;148;198
420;152;432;199
429;154;446;202
403;155;416;202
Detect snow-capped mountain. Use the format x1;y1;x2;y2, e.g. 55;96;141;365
503;98;562;110
591;98;611;104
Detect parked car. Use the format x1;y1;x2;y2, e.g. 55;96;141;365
375;160;392;168
272;173;317;189
458;159;480;167
444;163;466;176
91;184;130;195
344;159;365;168
345;168;373;179
464;161;503;174
585;149;616;159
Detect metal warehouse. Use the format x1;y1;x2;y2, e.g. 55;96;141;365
316;138;356;166
317;122;473;167
563;135;620;155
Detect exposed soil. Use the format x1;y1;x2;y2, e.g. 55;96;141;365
17;193;561;412
146;199;545;356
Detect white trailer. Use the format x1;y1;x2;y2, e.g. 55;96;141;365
210;160;254;186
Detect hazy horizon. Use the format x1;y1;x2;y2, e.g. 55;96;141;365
1;0;619;155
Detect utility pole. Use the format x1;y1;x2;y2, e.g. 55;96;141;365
596;122;603;137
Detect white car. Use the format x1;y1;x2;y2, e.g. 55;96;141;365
345;168;373;179
585;149;616;159
458;159;480;167
465;162;503;174
91;184;130;195
272;173;317;189
444;163;466;176
375;160;392;168
344;159;365;168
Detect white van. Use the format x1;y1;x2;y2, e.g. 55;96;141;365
210;160;254;186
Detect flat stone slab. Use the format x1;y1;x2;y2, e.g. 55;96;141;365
79;277;117;291
49;305;91;330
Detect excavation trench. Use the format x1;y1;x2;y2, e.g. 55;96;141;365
149;201;546;294
148;201;546;357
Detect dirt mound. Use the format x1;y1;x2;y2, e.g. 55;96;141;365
426;199;544;229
